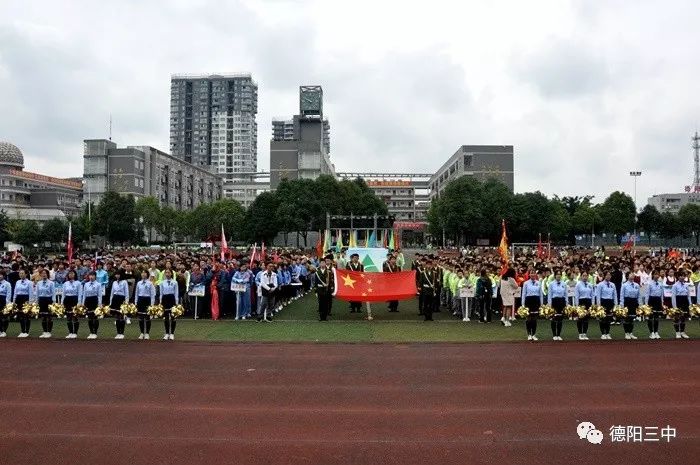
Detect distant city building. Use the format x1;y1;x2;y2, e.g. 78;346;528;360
336;173;431;222
83;139;222;209
223;172;270;208
646;132;700;214
169;73;258;181
0;141;82;222
270;86;334;188
429;145;514;199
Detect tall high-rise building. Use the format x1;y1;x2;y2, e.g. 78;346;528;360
169;73;258;181
270;86;334;188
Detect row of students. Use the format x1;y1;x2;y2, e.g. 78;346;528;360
522;268;693;341
0;269;180;340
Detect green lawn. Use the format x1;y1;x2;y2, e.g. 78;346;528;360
3;293;699;342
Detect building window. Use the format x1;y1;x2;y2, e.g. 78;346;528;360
463;154;472;167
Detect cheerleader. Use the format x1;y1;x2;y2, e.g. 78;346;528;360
134;270;155;340
0;272;12;337
160;269;179;340
574;271;593;340
109;270;129;340
36;269;56;338
547;270;567;341
645;270;664;339
671;270;690;339
82;272;102;339
13;270;34;337
62;270;82;339
595;271;618;340
522;273;542;341
619;272;642;340
663;268;676;309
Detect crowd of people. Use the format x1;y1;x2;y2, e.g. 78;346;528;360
419;246;699;341
0;245;697;342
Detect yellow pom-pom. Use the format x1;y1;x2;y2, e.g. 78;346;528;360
613;305;628;318
94;305;110;318
147;304;164;318
589;305;606;319
576;306;589;318
539;304;555;319
171;304;185;319
636;305;653;317
517;306;529;318
564;305;578;318
689;304;700;318
73;304;87;317
2;303;16;315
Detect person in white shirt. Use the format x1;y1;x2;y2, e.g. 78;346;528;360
258;263;278;322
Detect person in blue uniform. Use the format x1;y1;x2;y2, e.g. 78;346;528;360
523;273;542;341
574;270;594;340
547;270;568;341
0;272;12;337
671;270;690;339
595;271;618;340
134;270;156;340
36;269;56;338
62;270;83;339
620;272;642;340
82;271;102;339
160;269;179;340
109;270;129;340
232;263;252;320
13;269;33;338
645;269;664;339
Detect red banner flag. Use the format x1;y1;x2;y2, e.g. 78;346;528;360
333;269;417;302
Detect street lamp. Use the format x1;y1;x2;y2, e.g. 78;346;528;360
629;171;642;251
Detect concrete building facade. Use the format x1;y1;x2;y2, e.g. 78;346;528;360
0;141;82;221
429;145;514;199
270;86;334;189
169;73;258;181
83;139;222;209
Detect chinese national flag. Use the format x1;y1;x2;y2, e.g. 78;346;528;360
333;269;417;302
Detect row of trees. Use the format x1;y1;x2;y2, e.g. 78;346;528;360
2;175;389;248
427;176;678;244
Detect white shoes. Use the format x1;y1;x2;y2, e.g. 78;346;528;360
65;333;77;339
163;334;170;340
169;334;175;340
531;335;538;341
601;334;609;340
629;334;637;340
676;332;682;339
464;318;471;322
114;334;124;340
527;335;533;341
87;333;97;339
624;333;631;340
649;333;656;339
39;332;49;338
138;333;144;340
0;332;6;338
680;332;690;339
17;332;28;338
144;334;150;340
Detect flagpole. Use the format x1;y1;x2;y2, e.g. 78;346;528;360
365;302;373;321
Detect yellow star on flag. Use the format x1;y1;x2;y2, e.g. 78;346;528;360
367;288;373;293
366;279;372;285
342;274;357;288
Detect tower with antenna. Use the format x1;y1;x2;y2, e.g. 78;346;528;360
694;131;700;187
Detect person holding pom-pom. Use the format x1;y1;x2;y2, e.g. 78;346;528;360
595;270;617;340
522;272;542;341
547;269;567;341
0;272;12;337
62;270;82;339
82;272;102;339
160;269;179;340
574;270;594;340
134;270;156;340
619;271;642;340
109;270;129;340
644;269;664;339
36;269;56;338
671;270;690;339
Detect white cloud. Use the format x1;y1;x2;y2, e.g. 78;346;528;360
0;0;698;210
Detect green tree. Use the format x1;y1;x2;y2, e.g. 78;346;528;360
135;196;161;243
188;199;246;241
41;218;67;245
571;199;601;237
658;211;682;239
0;210;10;245
94;192;137;244
157;206;178;242
636;205;662;244
678;203;700;245
10;219;41;247
245;192;281;243
598;191;636;243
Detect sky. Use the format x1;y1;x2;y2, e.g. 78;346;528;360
1;0;699;209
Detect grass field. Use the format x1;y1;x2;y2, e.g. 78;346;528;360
2;293;699;342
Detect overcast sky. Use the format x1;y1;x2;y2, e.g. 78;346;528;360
1;0;698;208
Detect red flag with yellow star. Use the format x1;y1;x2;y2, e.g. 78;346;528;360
333;269;417;302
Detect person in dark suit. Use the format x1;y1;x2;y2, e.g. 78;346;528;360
418;260;437;321
345;253;364;313
315;260;334;321
383;255;400;312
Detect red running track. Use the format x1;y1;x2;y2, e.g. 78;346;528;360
0;340;698;465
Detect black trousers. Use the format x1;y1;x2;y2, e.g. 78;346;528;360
0;295;8;333
388;300;399;312
551;297;565;336
64;296;79;334
599;299;614;335
349;301;362;312
318;293;331;321
39;297;53;333
623;298;638;333
163;310;177;334
421;292;434;321
524;296;539;336
675;296;689;333
480;296;492;322
577;298;591;334
84;296;99;335
647;296;662;333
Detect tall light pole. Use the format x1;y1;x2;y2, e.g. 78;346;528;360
630;171;642;252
